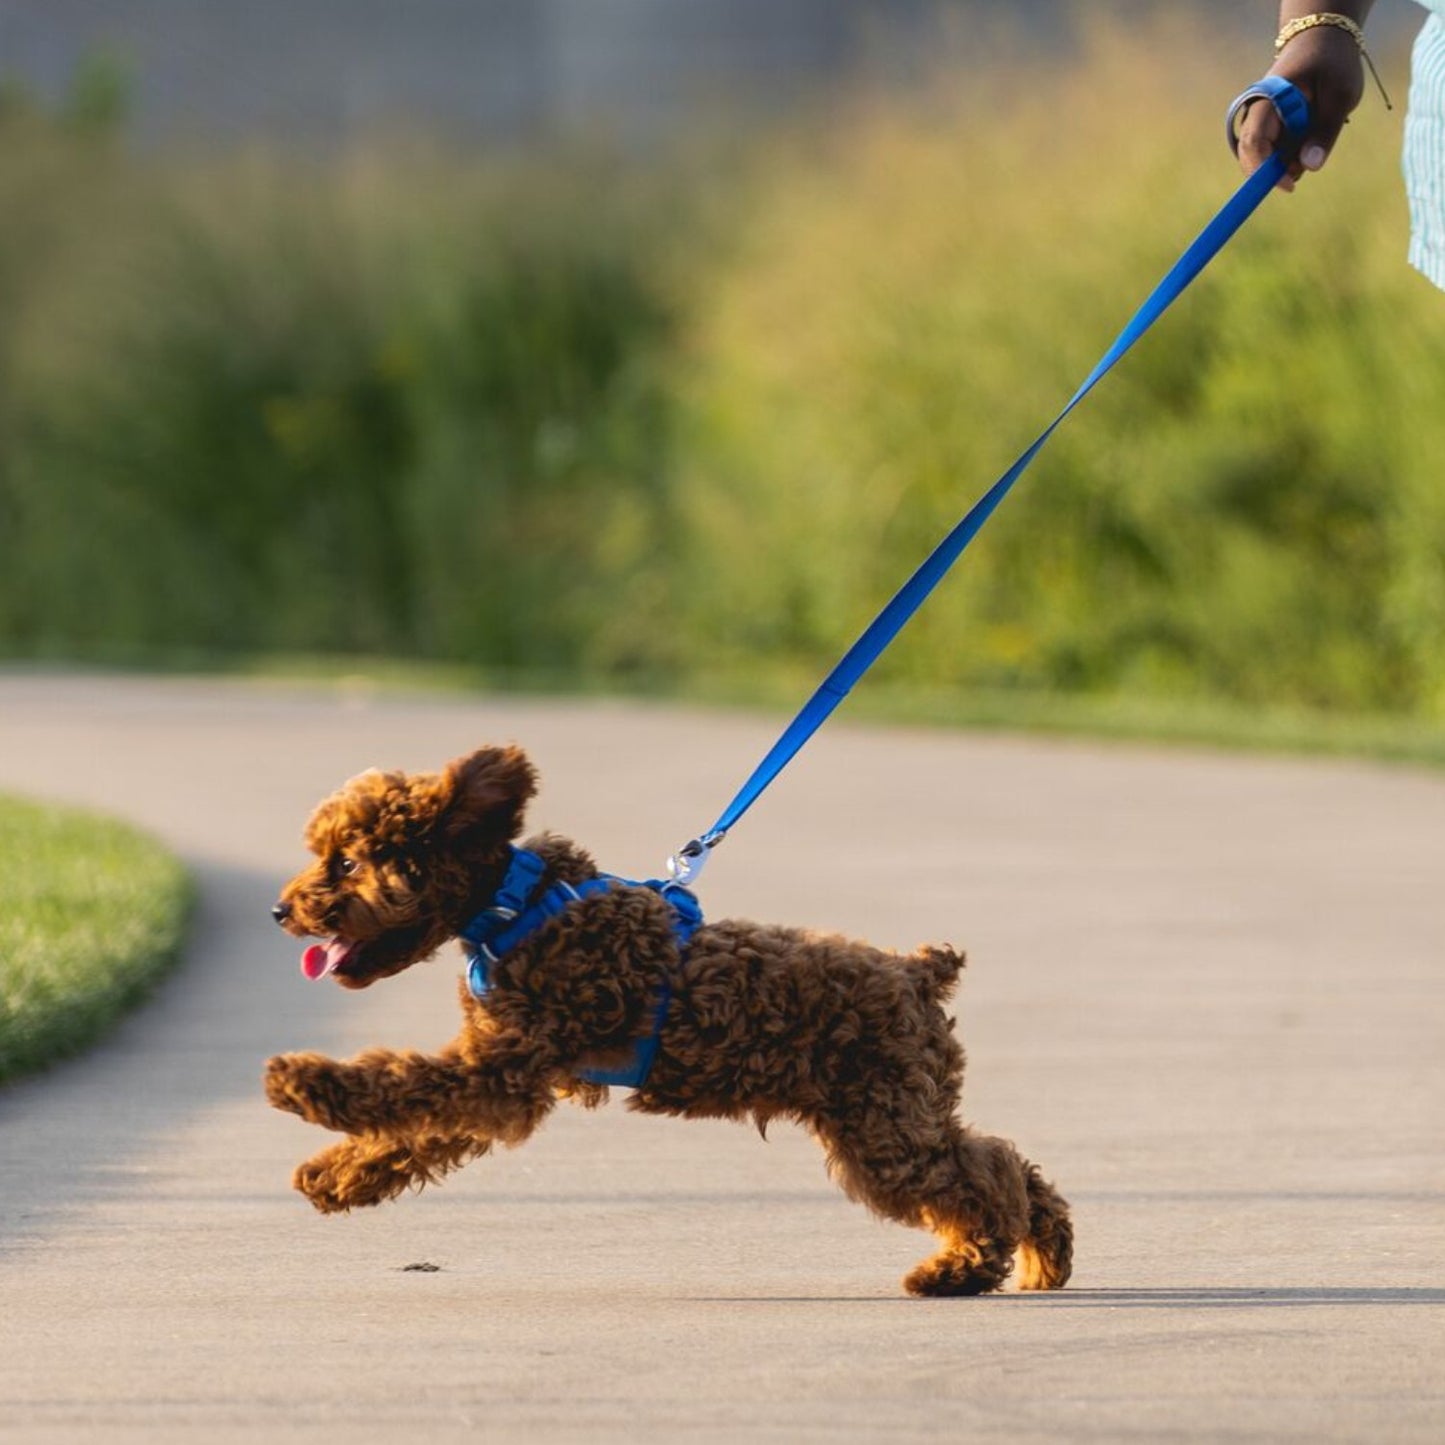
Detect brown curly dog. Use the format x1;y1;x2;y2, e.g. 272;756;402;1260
264;744;1072;1296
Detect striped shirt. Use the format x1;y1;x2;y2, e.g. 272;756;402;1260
1405;10;1445;289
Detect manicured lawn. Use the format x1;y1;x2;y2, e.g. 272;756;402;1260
0;795;192;1084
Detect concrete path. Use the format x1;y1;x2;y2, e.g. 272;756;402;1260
0;673;1441;1444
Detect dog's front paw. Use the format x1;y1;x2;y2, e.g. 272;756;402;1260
293;1137;425;1213
264;1052;357;1131
294;1149;357;1214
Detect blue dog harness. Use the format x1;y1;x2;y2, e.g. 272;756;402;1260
459;847;702;1089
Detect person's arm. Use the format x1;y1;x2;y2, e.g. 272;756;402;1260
1236;3;1376;189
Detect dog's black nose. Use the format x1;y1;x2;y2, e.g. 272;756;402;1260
271;902;291;926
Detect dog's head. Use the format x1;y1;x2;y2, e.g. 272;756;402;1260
273;744;538;988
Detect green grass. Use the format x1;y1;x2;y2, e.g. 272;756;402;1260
0;795;193;1084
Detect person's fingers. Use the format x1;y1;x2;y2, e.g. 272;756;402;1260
1236;97;1302;191
1236;97;1284;176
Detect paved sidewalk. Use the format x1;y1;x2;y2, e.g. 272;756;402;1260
0;674;1441;1443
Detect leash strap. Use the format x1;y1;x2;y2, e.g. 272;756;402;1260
669;81;1311;886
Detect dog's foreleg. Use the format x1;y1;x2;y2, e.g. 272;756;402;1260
264;1039;555;1140
292;1130;494;1213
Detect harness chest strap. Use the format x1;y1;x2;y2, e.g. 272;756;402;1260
459;847;702;1089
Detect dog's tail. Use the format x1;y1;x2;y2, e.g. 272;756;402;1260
908;943;965;1003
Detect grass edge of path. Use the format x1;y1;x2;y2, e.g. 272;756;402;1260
0;793;194;1086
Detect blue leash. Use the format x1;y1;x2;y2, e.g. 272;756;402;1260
667;79;1312;886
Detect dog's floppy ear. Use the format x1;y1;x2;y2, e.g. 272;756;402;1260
440;745;537;846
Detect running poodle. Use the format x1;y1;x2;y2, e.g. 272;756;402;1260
264;744;1072;1296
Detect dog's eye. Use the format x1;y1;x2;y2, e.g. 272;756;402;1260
338;856;360;877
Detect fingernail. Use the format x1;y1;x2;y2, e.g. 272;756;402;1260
1301;143;1327;170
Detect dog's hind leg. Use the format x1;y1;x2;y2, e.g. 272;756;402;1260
292;1131;493;1213
1013;1160;1073;1290
814;1108;1036;1297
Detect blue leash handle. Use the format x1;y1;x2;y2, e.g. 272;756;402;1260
669;81;1310;885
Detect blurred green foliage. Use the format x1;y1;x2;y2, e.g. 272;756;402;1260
677;27;1445;719
0;117;680;676
2;24;1443;720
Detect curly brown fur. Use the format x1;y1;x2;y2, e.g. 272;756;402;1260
266;745;1072;1296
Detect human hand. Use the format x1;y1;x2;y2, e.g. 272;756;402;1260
1236;24;1366;191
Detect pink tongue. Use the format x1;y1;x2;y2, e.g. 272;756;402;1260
301;944;330;981
301;939;352;981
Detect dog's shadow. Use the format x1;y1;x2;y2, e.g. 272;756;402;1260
1020;1286;1445;1310
692;1287;1445;1308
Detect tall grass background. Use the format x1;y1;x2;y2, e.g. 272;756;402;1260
2;20;1443;728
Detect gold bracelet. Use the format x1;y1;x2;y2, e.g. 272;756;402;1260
1275;12;1393;111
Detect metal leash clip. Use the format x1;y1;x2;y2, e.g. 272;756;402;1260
665;830;724;888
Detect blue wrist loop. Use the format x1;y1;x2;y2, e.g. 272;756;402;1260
1225;76;1312;159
